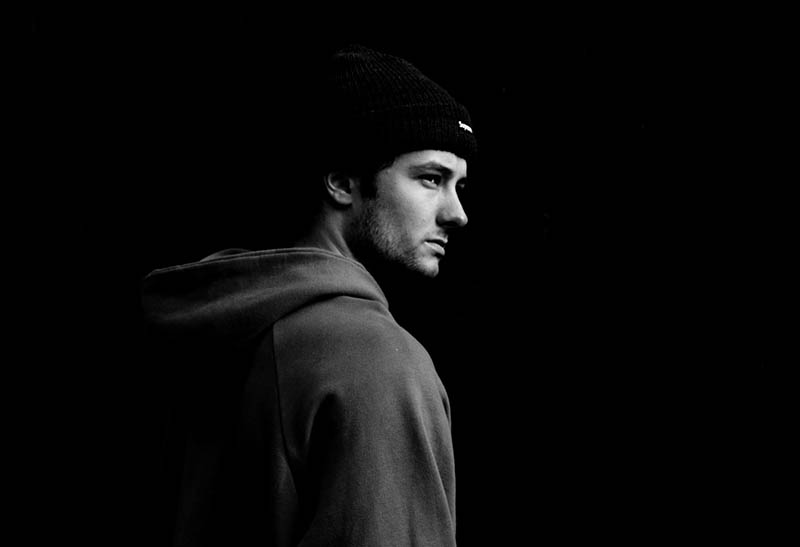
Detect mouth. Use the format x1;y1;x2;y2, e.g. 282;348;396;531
425;239;447;256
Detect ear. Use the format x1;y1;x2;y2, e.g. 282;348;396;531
323;171;357;206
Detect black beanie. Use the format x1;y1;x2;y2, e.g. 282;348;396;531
319;44;477;172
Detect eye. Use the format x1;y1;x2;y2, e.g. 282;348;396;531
419;174;443;188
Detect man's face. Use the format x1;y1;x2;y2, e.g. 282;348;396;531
350;150;469;278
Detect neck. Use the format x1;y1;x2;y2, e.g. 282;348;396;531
293;209;355;260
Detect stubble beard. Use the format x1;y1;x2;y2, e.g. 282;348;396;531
349;200;439;280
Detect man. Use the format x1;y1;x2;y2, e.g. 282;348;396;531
142;44;476;546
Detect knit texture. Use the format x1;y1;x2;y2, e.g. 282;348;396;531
320;44;477;170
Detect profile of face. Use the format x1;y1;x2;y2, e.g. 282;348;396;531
349;150;469;278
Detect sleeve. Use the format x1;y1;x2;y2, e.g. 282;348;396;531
274;299;457;547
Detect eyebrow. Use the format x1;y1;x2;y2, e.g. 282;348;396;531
408;161;467;181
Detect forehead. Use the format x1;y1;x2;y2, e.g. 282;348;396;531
391;150;468;177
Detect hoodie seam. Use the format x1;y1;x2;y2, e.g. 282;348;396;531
269;324;300;491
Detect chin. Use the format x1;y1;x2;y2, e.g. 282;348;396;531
412;257;440;278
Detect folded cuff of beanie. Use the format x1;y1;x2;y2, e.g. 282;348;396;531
368;115;477;163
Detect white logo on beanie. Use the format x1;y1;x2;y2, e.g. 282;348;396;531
458;121;473;133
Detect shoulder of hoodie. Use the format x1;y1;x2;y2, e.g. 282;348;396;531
272;293;433;386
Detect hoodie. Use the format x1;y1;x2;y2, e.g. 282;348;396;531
142;248;456;547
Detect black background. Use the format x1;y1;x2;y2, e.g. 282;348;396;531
30;6;779;545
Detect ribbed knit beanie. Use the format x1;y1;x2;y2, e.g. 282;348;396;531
319;44;477;172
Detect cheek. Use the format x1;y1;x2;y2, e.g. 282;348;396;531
381;191;434;237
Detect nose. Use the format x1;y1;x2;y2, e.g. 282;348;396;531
438;187;468;229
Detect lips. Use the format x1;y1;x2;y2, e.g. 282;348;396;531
425;239;447;256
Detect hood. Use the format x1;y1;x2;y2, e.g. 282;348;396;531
141;247;387;344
